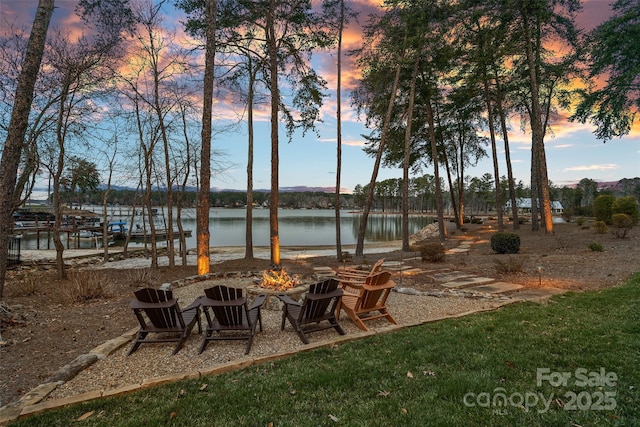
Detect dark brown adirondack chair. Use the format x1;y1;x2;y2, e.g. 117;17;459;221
336;270;398;331
199;285;266;354
276;278;346;344
128;287;202;356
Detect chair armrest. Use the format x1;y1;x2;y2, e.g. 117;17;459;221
306;288;343;301
130;299;177;310
249;294;267;310
182;296;203;312
276;294;301;307
364;279;395;291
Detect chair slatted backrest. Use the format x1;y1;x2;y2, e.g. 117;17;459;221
133;287;179;329
302;278;339;321
370;258;385;274
361;271;393;309
204;285;244;327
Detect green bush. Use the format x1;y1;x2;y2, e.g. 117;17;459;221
490;232;521;254
611;213;634;238
419;242;446;262
575;217;585;226
612;196;639;224
594;194;615;224
588;242;603;252
594;221;608;234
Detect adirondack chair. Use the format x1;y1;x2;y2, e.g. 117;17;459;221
276;278;346;344
128;287;202;356
337;270;398;331
199;285;267;354
336;258;385;281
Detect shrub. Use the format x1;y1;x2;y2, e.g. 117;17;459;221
575;217;585;226
494;256;524;274
594;221;608;234
588;242;603;252
594;194;615;224
490;232;521;254
419;242;446;262
7;275;41;297
611;213;634;238
62;271;108;302
611;196;639;224
127;267;158;286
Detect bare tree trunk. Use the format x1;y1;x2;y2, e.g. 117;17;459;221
245;63;258;260
52;81;73;279
178;106;192;265
493;68;519;229
355;60;403;257
197;0;216;275
101;148;116;263
143;159;158;268
522;9;553;234
482;78;504;231
442;156;459;228
402;56;419;252
0;0;53;298
158;114;175;267
457;137;465;228
267;0;281;268
334;0;345;261
425;99;447;242
530;147;540;231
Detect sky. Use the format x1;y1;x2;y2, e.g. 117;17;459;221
1;0;639;196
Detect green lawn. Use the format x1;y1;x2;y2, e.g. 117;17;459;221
12;273;640;426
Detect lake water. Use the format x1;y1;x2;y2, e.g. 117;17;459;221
18;208;434;249
190;208;433;247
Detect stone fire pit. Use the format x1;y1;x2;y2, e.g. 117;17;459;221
246;282;310;311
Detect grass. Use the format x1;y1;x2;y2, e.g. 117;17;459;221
12;274;640;426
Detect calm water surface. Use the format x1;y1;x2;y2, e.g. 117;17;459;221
20;208;434;249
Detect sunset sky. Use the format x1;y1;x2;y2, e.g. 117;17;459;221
1;0;638;195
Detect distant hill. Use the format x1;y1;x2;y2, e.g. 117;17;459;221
597;177;640;191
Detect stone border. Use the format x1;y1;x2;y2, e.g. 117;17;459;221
1;300;512;425
2;247;545;425
2;240;563;424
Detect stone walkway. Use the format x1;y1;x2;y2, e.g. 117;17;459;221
380;240;567;303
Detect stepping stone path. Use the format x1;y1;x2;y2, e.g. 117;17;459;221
315;239;567;303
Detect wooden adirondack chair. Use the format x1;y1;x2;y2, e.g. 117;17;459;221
336;258;385;281
128;287;202;356
199;285;267;354
337;270;398;331
276;278;346;344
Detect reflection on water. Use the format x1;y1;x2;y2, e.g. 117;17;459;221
19;208;434;249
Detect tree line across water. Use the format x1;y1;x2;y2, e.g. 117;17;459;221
51;175;640;218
